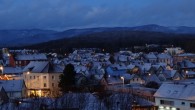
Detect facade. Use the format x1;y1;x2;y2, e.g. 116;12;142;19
23;61;63;97
154;83;195;110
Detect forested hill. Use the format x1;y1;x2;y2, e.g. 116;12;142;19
23;30;195;53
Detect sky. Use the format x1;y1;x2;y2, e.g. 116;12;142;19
0;0;195;30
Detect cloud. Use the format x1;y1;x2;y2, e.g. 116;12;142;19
0;0;195;30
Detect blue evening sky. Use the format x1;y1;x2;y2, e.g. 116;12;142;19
0;0;194;30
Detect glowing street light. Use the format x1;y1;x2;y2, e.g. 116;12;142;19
121;76;124;87
27;71;30;74
0;66;3;74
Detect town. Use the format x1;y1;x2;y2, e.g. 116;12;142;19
0;46;194;110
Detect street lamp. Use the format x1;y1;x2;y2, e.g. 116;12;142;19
185;71;188;79
121;76;124;87
0;66;3;74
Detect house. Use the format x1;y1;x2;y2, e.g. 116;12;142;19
0;80;27;99
23;61;64;97
158;70;182;81
3;67;23;80
129;74;145;84
152;65;164;75
157;53;172;66
10;53;48;67
143;74;161;84
173;53;195;65
154;83;195;110
138;63;155;75
145;53;157;64
177;60;195;78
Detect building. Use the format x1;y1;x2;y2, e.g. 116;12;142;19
0;80;27;99
164;47;184;56
23;61;64;97
157;53;173;66
145;53;157;64
10;53;48;67
3;67;23;80
173;53;195;65
154;83;195;110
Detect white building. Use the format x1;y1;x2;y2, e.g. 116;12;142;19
23;61;64;97
164;47;184;55
154;83;195;110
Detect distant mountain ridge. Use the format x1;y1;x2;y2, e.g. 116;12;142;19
1;24;195;47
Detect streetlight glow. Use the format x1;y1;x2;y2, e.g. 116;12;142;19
27;71;30;74
0;66;3;74
121;76;124;87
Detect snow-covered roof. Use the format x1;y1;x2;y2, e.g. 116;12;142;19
154;83;195;101
143;74;161;84
23;61;64;73
152;65;162;70
3;67;22;74
145;53;157;59
139;63;152;72
106;67;127;76
118;55;127;62
162;70;177;78
179;60;195;68
15;53;47;61
127;64;135;70
157;53;171;59
0;80;25;92
178;53;195;57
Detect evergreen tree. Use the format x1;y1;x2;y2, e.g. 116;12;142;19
58;64;76;93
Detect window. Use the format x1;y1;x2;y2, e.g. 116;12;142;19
37;76;39;79
181;102;185;105
190;103;195;108
43;76;47;79
137;78;138;81
44;83;47;87
52;76;55;80
160;100;174;106
52;83;54;87
34;76;35;79
30;76;32;79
